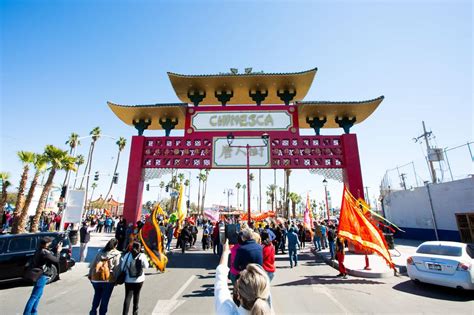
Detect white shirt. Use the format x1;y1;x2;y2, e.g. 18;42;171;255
214;265;250;315
120;252;149;283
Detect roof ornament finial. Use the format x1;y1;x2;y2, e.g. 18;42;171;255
230;68;238;74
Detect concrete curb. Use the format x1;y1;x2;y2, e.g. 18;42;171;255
312;250;395;279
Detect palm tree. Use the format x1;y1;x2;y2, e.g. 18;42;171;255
200;169;210;214
13;151;35;226
73;154;85;189
82;127;101;212
63;132;80;189
259;169;262;213
30;146;76;232
267;184;277;212
89;182;98;208
102;137;126;208
235;182;241;210
12;154;48;234
177;173;185;183
289;192;302;218
0;172;11;225
249;173;255;212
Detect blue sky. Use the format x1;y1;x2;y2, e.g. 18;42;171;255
1;0;472;212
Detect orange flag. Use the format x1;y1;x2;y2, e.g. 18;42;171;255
338;187;394;269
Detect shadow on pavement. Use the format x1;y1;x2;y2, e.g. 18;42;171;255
0;279;31;290
182;283;214;298
166;252;220;270
392;280;474;302
276;275;385;286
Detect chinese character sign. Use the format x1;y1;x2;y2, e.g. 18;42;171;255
213;137;270;168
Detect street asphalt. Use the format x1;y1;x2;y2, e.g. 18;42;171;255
0;233;472;314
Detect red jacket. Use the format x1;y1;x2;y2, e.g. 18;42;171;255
262;244;275;273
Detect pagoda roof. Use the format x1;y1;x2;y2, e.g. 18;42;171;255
296;96;384;128
108;102;188;130
167;67;317;105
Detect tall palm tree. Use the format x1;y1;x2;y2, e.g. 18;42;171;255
235;182;241;210
249;173;255;212
196;172;202;213
102;137;126;208
200;169;210;214
289;192;302;218
259;169;262;213
82;127;101;212
177;173;185;183
30;146;76;232
0;172;11;225
89;182;98;209
73;154;85;189
12;154;48;234
13;151;35;225
267;184;277;212
63;132;80;188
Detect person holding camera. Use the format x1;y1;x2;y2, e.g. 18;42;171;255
23;237;62;315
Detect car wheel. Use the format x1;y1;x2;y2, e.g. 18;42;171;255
46;265;58;284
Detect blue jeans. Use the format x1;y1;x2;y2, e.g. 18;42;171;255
289;248;298;267
24;275;49;315
90;282;115;315
166;237;172;251
313;237;321;251
328;241;335;259
321;235;327;249
267;272;274;282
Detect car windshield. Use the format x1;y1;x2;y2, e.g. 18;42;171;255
416;244;462;257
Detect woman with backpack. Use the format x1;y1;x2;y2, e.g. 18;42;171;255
88;238;121;315
122;241;149;315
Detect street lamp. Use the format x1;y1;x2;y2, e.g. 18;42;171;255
323;178;330;221
227;132;269;225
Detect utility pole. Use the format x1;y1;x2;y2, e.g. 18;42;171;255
414;121;437;183
400;173;407;190
364;186;370;206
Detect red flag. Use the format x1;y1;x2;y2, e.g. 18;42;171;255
338;187;394;269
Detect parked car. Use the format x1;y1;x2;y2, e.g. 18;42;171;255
0;232;76;284
407;241;474;290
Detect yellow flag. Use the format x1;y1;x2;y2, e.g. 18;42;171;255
154;203;165;216
177;184;187;224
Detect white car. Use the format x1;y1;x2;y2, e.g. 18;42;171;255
407;241;474;290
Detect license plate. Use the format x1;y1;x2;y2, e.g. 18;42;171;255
428;263;442;271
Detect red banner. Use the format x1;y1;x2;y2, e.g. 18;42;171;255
338;187;394;269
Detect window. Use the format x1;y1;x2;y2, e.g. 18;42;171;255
416;244;462;257
466;244;474;258
8;237;33;252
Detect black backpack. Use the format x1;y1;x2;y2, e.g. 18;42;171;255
127;254;143;278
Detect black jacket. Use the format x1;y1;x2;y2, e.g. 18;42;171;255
32;248;60;276
234;239;263;272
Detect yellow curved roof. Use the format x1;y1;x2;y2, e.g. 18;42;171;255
108;102;188;130
296;96;384;128
167;68;317;105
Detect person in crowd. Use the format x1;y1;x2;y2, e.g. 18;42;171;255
320;222;327;250
313;221;322;251
212;221;220;255
180;224;192;253
202;222;212;250
228;232;244;285
115;218;127;251
54;213;62;231
80;221;96;262
279;223;287;254
97;216;105;233
165;223;174;252
264;225;276;242
23;237;62;315
191;223;198;246
297;223;306;249
261;230;276;281
215;241;272;315
287;227;300;268
104;217;113;233
88;238;121;315
327;225;336;260
335;236;348;278
122;241;149;315
234;228;263;273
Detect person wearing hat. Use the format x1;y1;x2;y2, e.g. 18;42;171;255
23;236;62;315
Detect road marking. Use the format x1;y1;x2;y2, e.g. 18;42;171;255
152;275;195;315
311;281;351;314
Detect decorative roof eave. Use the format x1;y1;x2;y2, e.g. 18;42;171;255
167;67;317;105
296;96;384;128
108;102;188;130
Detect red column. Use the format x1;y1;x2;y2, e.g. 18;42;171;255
341;134;364;200
123;136;145;224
